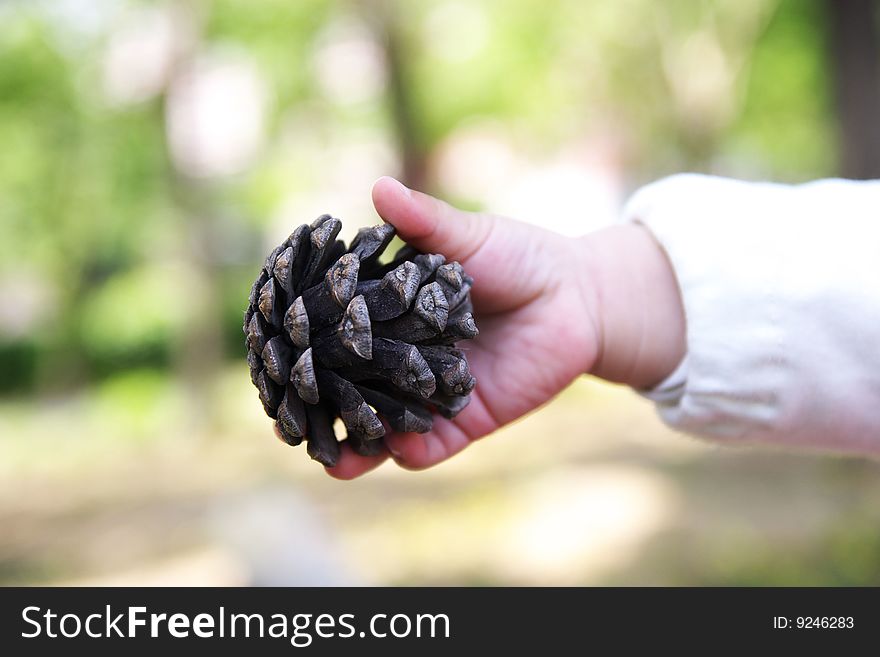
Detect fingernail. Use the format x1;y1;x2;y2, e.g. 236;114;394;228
390;177;411;198
386;442;403;459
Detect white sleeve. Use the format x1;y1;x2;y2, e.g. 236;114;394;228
622;173;880;456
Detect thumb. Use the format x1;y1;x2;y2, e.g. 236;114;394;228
371;176;493;265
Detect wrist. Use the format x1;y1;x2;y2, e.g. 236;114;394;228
581;224;685;389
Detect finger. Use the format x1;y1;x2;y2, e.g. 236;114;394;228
373;176;547;314
324;441;389;479
384;418;471;470
372;176;495;266
383;389;499;470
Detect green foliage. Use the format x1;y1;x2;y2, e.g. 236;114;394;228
0;0;842;394
77;265;194;374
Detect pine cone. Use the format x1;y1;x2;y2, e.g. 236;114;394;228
243;215;478;467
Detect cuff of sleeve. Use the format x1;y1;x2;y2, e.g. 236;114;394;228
637;355;688;407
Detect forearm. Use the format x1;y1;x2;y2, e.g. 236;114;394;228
614;173;880;454
581;224;686;390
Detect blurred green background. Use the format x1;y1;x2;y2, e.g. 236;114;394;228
2;0;880;586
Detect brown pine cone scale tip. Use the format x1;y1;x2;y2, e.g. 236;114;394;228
243;215;478;467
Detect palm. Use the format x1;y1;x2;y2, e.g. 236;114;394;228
461;230;598;433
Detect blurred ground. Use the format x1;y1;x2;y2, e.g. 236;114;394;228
2;371;878;586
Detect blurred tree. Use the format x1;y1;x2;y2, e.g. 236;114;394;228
728;0;835;180
366;0;429;191
824;0;880;179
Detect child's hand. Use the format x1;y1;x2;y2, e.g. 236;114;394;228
326;177;685;479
